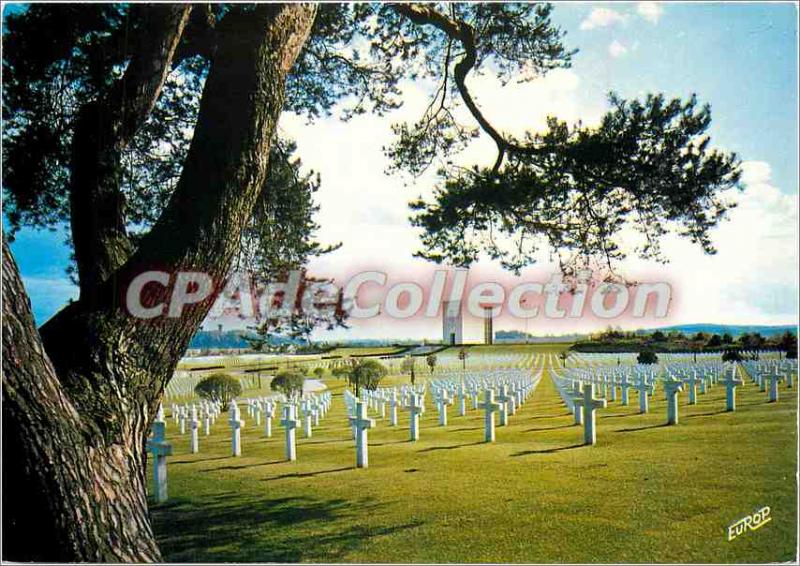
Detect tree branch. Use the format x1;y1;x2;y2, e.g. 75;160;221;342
70;5;192;302
42;4;318;421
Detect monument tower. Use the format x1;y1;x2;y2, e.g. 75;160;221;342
483;306;494;345
442;300;463;345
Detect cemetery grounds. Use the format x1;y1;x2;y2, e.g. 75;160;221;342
151;344;797;563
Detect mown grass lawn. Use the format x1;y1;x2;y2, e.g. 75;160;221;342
150;346;797;563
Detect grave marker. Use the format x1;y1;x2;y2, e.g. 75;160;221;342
281;403;300;461
404;393;425;441
146;421;172;503
349;400;375;468
721;366;744;411
481;389;501;443
663;379;683;425
573;382;606;445
228;401;244;457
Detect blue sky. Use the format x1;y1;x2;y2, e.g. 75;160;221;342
3;2;798;339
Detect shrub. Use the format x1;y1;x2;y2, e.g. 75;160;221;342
722;348;742;362
271;369;306;397
637;350;658;365
348;359;387;395
194;373;242;406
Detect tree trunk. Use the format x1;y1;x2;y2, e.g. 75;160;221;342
3;238;159;561
3;4;316;562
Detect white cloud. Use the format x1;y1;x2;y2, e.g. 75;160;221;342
637;2;664;24
739;160;772;185
620;159;798;326
608;40;628;58
580;7;628;31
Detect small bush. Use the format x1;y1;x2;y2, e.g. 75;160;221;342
271;369;306;397
349;359;387;393
637;350;658;365
194;373;242;406
722;349;742;362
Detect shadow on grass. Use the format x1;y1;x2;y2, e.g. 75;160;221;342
297;438;351;446
525;412;572;421
685;409;727;418
614;423;670;433
172;455;230;466
510;443;584;456
371;439;409;447
153;493;422;562
417;441;484;453
523;423;575;432
260;466;352;482
200;460;285;472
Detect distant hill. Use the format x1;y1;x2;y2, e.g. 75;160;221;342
647;323;796;337
188;330;299;350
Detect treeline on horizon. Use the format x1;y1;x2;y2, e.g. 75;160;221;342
571;327;798;357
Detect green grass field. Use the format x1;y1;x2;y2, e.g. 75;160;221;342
150;345;797;563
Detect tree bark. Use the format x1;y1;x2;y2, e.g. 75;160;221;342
4;4;316;561
3;237;159;561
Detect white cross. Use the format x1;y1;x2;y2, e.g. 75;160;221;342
481;389;501;443
301;399;314;438
436;389;453;426
228;401;244;456
496;385;512;426
470;384;480;410
570;381;583;425
146;421;172;502
573;382;606;445
662;379;683;425
619;373;631;406
404;393;425;441
766;372;783;403
280;404;299;461
179;406;187;435
388;389;399;426
262;399;275;437
721;366;744;411
683;372;702;405
607;376;617;402
349;400;375;468
189;405;200;454
458;383;469;416
632;374;651;414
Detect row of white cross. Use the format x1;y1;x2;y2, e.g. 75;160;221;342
741;359;796;402
550;359;797;446
146;391;333;502
341;368;545;468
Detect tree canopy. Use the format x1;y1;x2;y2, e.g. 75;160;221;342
341;359;387;396
637;350;658;365
194;373;242;406
3;2;741;286
270;369;306;397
